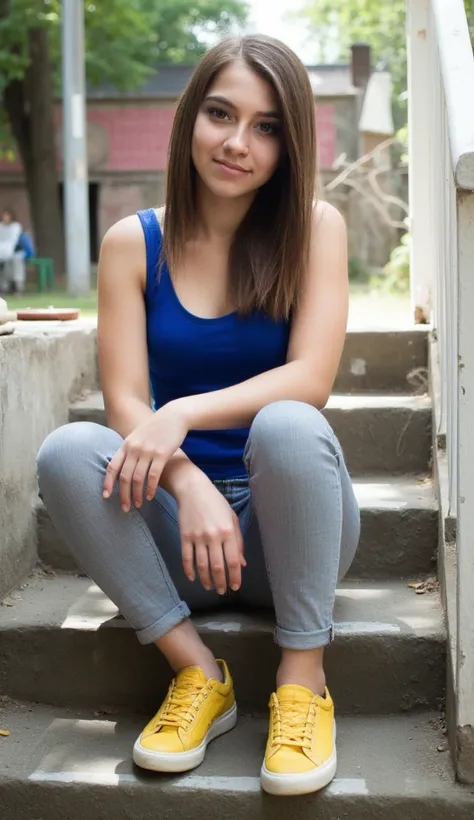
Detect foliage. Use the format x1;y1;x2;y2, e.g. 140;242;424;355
466;0;474;36
0;0;248;152
296;0;474;122
383;232;410;293
296;0;407;94
348;256;370;283
0;0;247;87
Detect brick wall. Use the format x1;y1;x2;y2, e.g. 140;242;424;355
0;99;337;175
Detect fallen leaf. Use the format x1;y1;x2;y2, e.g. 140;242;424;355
408;578;440;595
0;602;13;607
0;730;10;737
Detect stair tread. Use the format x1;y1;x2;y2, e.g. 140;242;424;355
70;390;432;414
35;474;436;518
68;392;432;476
327;393;431;410
0;701;470;808
0;572;443;639
70;390;104;412
353;475;435;509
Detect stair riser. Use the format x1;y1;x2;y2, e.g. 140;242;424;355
324;406;431;475
77;330;428;396
336;330;428;394
2;786;472;820
0;626;445;715
84;330;429;395
36;504;438;579
68;405;432;476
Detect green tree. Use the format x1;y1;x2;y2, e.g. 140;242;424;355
466;0;474;36
0;0;247;274
296;0;406;92
296;0;474;125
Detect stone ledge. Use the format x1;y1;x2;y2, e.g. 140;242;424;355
0;320;98;599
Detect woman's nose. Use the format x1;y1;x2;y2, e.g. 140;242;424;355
224;127;249;155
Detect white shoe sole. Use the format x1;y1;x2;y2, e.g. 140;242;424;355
132;702;237;773
260;723;337;796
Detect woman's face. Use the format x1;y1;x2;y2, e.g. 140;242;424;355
191;60;284;201
1;211;12;225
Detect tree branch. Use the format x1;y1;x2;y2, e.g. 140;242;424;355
323;137;409;231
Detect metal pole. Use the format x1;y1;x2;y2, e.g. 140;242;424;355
62;0;90;295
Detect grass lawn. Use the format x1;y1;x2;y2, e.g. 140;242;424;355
6;289;98;316
4;283;412;328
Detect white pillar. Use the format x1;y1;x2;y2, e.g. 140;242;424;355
62;0;90;295
406;0;433;324
456;190;474;784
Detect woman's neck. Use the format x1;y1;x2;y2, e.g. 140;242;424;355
194;180;255;243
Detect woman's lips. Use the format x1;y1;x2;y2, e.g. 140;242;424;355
213;159;250;174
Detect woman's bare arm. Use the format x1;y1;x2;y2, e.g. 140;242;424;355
97;216;208;497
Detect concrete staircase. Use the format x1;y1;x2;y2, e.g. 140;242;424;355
1;327;474;818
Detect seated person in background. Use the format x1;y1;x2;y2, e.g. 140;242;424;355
0;208;26;294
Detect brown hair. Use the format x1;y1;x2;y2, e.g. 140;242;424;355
163;34;317;320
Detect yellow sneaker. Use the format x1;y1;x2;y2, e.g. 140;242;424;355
260;684;337;796
133;659;236;772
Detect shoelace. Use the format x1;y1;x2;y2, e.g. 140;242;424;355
271;695;318;750
153;675;209;732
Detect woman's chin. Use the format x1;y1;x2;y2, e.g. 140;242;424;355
201;176;258;201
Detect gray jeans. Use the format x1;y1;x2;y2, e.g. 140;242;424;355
37;400;360;650
0;255;25;292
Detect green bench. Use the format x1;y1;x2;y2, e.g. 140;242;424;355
28;257;55;292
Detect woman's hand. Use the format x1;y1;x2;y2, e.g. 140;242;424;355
102;403;189;511
177;474;247;594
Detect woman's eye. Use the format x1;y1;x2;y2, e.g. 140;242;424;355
257;122;280;136
208;107;230;121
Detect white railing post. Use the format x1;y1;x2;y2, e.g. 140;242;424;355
430;17;447;441
428;0;474;784
456;189;474;782
407;0;434;324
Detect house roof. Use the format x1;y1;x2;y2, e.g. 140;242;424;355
306;65;357;97
87;62;357;101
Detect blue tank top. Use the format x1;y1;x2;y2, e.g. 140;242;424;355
137;208;291;480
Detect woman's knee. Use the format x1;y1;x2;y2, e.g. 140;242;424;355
248;400;333;454
37;422;120;492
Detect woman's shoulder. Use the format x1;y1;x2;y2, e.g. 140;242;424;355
310;199;346;247
102;213;144;251
101;205;164;254
99;214;149;289
154;205;165;228
312;199;345;230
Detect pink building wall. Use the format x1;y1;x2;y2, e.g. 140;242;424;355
0;102;336;174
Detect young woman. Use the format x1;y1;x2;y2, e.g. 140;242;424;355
37;34;360;797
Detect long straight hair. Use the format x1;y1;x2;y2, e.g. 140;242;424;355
163;35;317;321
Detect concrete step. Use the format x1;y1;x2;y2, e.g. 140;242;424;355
323;393;431;474
1;701;473;820
60;327;427;396
36;476;438;579
69;391;432;475
336;328;428;394
0;573;445;716
78;327;429;395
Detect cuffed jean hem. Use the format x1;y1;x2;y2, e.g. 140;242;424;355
275;624;333;650
136;601;191;645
